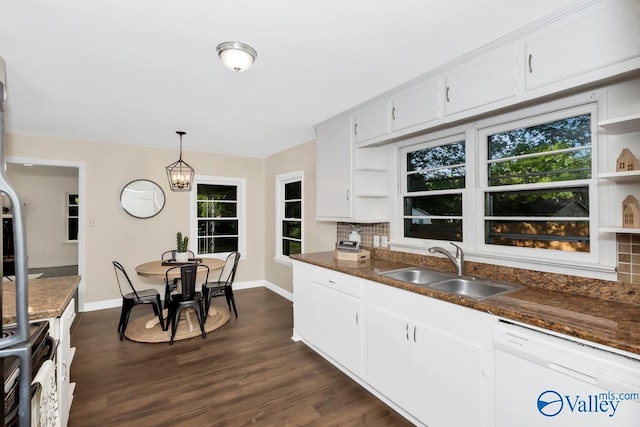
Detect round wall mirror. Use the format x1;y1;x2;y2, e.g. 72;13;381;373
120;179;165;219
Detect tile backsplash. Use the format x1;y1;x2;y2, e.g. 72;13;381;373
617;233;640;284
337;222;390;248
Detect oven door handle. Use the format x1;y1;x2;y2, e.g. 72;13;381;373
44;335;56;361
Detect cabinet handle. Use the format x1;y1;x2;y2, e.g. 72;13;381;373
528;54;533;74
355;312;359;325
354;123;358;135
446;86;450;102
392;107;396;120
328;280;336;284
346;190;350;201
413;326;417;342
405;324;409;340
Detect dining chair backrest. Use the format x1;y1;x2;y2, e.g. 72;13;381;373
112;261;139;299
165;263;209;300
180;264;199;300
218;252;240;285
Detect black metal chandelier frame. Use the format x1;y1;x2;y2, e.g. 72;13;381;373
166;131;195;192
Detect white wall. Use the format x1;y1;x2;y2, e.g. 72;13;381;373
5;164;79;268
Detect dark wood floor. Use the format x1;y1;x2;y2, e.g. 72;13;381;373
69;287;414;427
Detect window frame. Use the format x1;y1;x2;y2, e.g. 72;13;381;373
275;171;304;265
397;132;470;248
391;90;616;279
66;193;79;242
476;104;599;265
190;175;246;259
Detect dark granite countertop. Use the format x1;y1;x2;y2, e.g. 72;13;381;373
2;275;80;324
292;252;640;356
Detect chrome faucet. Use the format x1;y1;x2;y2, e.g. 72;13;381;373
428;242;464;276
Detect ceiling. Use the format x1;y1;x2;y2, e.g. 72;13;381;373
0;0;577;158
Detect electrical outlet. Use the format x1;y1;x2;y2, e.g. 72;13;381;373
381;236;388;248
373;235;380;247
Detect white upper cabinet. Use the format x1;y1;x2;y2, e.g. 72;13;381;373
353;101;390;145
391;78;442;133
444;48;517;117
315;115;352;220
525;0;639;92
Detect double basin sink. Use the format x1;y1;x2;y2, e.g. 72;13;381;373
377;267;522;300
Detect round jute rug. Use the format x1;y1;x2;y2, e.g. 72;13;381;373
124;305;230;343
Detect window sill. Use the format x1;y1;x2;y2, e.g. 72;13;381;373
61;240;78;244
274;256;293;267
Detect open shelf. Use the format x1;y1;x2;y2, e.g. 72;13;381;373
598;113;640;134
599;227;640;234
598;170;640;182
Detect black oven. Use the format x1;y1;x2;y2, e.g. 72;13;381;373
3;321;54;426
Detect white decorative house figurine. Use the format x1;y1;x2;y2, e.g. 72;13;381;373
616;148;640;172
622;195;640;228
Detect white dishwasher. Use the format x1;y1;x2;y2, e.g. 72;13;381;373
494;321;640;426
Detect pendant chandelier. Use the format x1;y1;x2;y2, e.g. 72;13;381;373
166;131;194;192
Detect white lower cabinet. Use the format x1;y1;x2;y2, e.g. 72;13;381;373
54;298;76;427
311;282;362;376
293;261;363;376
293;262;496;426
365;281;491;426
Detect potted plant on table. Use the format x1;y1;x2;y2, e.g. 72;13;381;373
175;232;190;262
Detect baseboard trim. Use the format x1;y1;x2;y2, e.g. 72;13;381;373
82;280;293;312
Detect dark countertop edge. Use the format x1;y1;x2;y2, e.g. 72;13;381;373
291;253;640;356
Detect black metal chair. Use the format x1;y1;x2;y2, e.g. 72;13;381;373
113;261;164;340
165;263;209;345
202;252;240;319
162;249;196;309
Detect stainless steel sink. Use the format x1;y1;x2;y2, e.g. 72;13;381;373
377;267;455;285
428;278;522;300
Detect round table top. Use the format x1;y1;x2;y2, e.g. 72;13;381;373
135;258;225;279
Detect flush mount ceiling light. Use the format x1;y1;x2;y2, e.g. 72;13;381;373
216;41;257;72
166;131;195;192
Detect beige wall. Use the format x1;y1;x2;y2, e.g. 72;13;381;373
6;133;266;307
6;164;79;268
264;140;336;293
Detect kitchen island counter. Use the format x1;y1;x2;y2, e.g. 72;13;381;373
2;275;80;324
292;252;640;356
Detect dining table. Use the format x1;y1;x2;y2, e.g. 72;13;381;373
135;257;225;278
134;257;226;331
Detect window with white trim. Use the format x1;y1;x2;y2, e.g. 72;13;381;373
478;107;594;254
395;98;606;273
400;135;466;243
276;171;303;262
66;193;79;241
191;177;246;257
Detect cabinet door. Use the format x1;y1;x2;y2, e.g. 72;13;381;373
354;102;390;145
58;299;76;427
312;283;363;375
315;116;352;219
391;78;441;133
525;0;639;91
445;48;516;116
365;304;413;409
292;261;313;341
411;322;484;427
